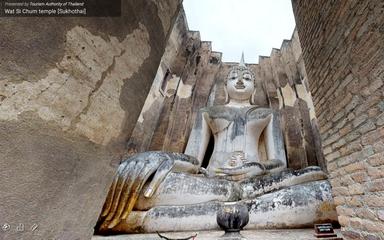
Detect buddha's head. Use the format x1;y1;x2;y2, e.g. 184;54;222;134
225;53;256;104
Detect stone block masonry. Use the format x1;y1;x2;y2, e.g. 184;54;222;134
292;0;384;239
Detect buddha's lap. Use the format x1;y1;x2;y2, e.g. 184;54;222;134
134;166;326;210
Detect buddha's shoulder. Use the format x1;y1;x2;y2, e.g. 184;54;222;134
247;107;276;119
199;105;235;115
198;105;276;119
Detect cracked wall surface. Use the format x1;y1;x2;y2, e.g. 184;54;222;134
0;1;182;239
1;25;150;145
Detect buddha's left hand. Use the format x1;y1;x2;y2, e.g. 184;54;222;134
217;159;285;180
215;162;266;181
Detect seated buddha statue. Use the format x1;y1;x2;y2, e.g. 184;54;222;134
96;54;337;234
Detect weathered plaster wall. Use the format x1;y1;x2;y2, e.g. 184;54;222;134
0;1;181;239
292;0;384;239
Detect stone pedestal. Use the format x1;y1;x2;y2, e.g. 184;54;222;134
92;229;343;240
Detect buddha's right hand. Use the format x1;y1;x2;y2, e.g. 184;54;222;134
100;151;199;229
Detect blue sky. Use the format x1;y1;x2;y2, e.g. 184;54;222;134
183;0;296;63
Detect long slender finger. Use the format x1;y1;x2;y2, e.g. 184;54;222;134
169;152;199;165
218;162;265;175
105;160;135;221
144;158;174;198
172;159;200;173
233;167;265;181
107;160;145;228
101;173;119;217
101;160;131;217
120;159;160;220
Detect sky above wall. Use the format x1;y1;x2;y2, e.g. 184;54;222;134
183;0;296;64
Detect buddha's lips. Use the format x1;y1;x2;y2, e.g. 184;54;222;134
235;84;245;89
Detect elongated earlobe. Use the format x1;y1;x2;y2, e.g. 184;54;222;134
250;89;256;105
224;85;229;104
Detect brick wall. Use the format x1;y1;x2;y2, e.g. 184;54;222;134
292;0;384;239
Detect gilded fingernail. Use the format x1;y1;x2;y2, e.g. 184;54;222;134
144;188;153;198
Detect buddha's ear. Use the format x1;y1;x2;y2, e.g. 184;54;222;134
224;84;229;104
250;88;256;105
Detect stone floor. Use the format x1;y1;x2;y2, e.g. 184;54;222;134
93;229;343;240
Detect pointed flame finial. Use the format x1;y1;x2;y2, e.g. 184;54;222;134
239;52;246;68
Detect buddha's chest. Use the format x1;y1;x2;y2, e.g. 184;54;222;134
204;106;272;140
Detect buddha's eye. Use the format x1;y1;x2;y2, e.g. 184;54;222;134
243;75;251;81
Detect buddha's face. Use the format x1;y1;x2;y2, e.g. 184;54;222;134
226;68;255;101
